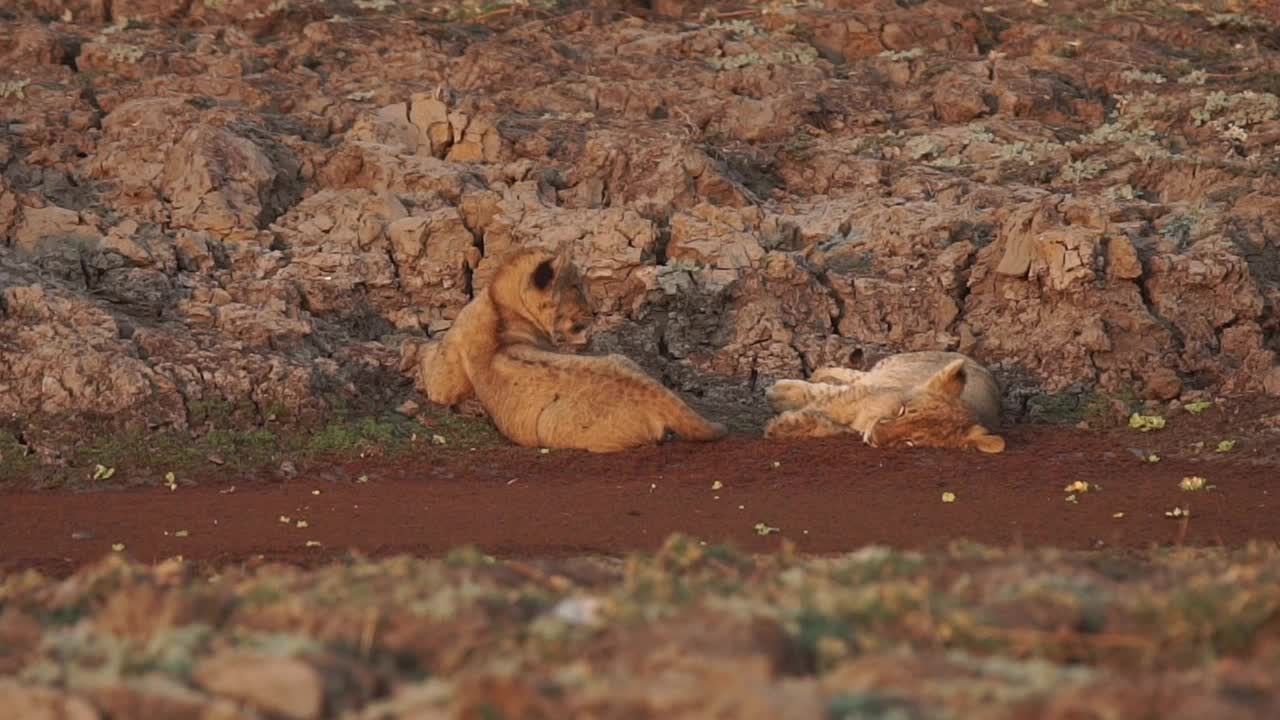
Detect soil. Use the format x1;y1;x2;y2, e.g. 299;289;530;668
6;406;1280;577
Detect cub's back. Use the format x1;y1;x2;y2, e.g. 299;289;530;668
478;347;695;451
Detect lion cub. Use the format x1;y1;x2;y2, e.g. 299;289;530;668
764;351;1005;453
424;246;727;453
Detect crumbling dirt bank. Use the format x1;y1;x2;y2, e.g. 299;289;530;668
3;0;1280;460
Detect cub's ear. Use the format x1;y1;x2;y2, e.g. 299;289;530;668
551;243;578;282
552;241;573;265
924;358;967;398
965;425;1005;454
531;258;556;290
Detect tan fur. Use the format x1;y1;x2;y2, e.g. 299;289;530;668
426;247;726;453
418;246;593;409
764;351;1005;453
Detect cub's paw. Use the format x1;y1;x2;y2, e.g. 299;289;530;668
765;410;847;439
454;398;489;419
765;380;814;412
763;416;794;439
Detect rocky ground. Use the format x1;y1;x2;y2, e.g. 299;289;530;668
3;0;1280;470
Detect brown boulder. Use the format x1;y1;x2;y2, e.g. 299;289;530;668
162;125;286;234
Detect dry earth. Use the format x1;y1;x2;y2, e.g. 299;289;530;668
4;396;1280;577
4;0;1280;717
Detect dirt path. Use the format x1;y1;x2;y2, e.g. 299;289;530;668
4;426;1278;576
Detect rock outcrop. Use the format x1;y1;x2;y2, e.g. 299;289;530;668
2;0;1278;449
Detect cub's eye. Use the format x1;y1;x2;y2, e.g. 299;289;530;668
571;322;588;333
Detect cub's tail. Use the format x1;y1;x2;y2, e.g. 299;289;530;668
659;392;727;442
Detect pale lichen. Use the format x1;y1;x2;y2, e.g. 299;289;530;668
107;45;146;64
707;46;817;71
1121;69;1167;85
878;47;925;62
0;78;30;99
1059;158;1108;183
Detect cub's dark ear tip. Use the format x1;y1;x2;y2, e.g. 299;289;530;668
532;259;555;289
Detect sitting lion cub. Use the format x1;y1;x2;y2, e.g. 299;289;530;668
423;246;727;453
764;351;1005;453
417;249;593;411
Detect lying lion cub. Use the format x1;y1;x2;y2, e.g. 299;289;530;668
764;351;1005;453
423;246;726;453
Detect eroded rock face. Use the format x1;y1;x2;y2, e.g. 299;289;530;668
2;0;1279;448
161;124;294;234
0;286;186;430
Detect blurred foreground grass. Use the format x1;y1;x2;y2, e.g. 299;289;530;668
3;535;1279;718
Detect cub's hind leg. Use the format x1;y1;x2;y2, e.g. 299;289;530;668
809;367;865;385
764;409;849;439
607;353;648;375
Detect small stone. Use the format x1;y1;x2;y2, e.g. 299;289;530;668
83;677;218;720
1264;366;1280;397
278;461;298;479
1105;235;1143;279
1144;367;1183;401
396;399;420;417
1179;389;1212;404
193;653;324;720
0;683;99;720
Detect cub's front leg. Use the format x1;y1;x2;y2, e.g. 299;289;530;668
764;409;850;439
418;340;474;408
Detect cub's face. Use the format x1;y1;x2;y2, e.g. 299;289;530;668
862;359;1005;454
529;251;594;352
552;279;592;351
